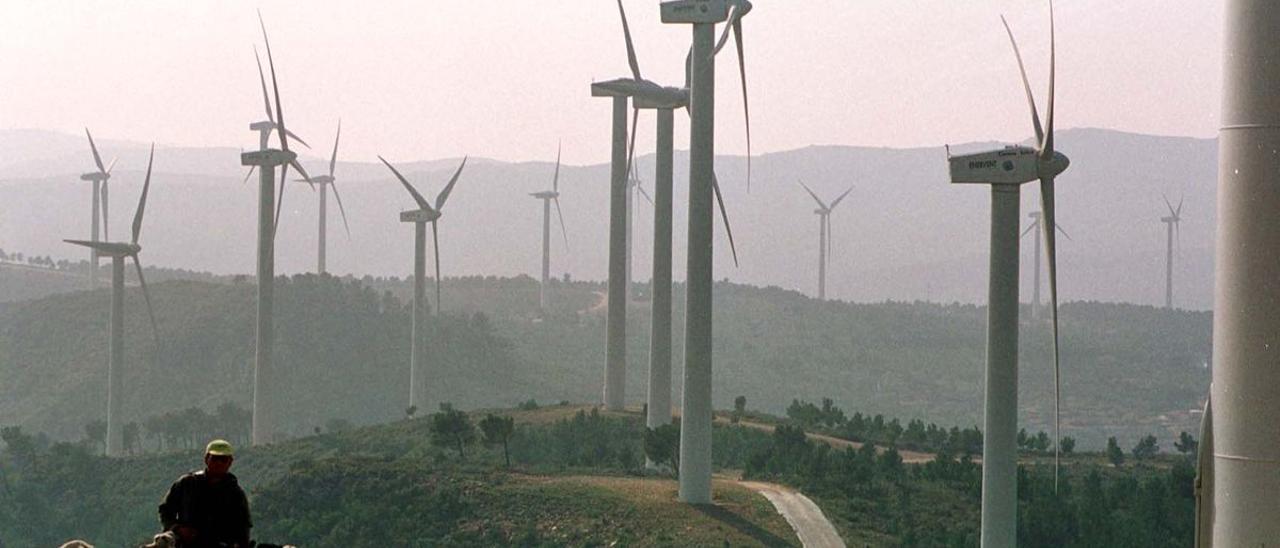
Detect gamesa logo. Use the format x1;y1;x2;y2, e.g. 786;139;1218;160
1003;160;1015;171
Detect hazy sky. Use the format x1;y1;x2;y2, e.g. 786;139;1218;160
0;1;1221;165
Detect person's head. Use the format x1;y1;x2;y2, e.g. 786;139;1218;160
203;439;235;477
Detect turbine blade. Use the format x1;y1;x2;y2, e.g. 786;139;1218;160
105;157;118;175
432;220;442;315
259;11;290;153
330;181;352;239
101;181;110;241
290;159;315;190
1177;195;1185;218
552;141;562;193
554;196;569;250
282;127;310;149
637;182;654;205
435;156;468;211
86;128;107;174
329;119;341;177
829;185;854;211
1042;0;1056;155
625;107;639;184
1021;220;1037;238
132;255;161;347
131;144;155;245
797;180;828;210
615;0;642;81
1055;222;1073;241
684;47;692;97
1000;15;1045;146
243;165;256;185
273;162;289;239
712;172;739;267
378;156;433;212
1164;193;1177;217
733;17;751;192
1039;174;1062;493
253;45;274;123
713;5;738;54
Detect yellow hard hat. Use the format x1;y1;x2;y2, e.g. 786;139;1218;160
205;439;235;457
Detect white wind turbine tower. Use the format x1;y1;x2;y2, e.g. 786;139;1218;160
946;2;1068;544
530;145;569;312
1021;210;1070;319
1160;195;1183;309
658;0;753;504
625;166;653;303
797;182;852;301
80;129;117;287
241;13;315;446
299;122;351;275
380;156;468;411
594;0;743;420
64;144;159;457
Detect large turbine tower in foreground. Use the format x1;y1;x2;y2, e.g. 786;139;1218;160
946;2;1068;545
659;0;752;504
1205;0;1280;541
64;145;159;457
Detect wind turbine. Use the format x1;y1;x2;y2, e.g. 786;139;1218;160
797;182;852;301
658;0;752;504
64;144;159;457
298;122;351;275
1160;195;1184;309
625;165;653;303
80;129;117;287
380;155;468;411
1021;210;1071;319
945;2;1068;544
530;145;569;312
241;13;315;446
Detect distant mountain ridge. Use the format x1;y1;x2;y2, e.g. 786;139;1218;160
0;127;1217;309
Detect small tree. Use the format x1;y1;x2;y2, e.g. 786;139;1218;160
1059;436;1076;456
1174;431;1198;455
1106;436;1125;467
644;422;681;475
1132;434;1159;460
1032;431;1052;454
85;420;107;455
430;404;475;459
479;414;516;468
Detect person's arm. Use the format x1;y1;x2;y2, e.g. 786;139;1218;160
159;477;188;531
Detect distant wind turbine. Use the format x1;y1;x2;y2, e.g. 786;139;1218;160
1021;210;1071;319
658;0;753;504
297;121;351;275
80;129;117;287
380;155;468;411
530;144;569;312
1161;195;1184;309
64;144;159;457
797;182;853;301
240;12;315;446
945;1;1069;543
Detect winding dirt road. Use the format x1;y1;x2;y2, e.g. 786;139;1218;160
740;481;846;548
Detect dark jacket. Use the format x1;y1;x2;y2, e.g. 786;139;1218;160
158;470;252;547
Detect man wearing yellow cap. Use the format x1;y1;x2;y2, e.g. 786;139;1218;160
157;439;252;548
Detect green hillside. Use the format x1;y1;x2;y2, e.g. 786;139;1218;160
0;274;1210;447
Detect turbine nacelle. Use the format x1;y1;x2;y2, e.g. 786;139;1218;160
80;172;110;182
305;175;335;184
64;239;141;258
241;148;297;168
400;209;441;224
947;146;1069;185
530;190;559;199
249;120;275;131
660;0;730;24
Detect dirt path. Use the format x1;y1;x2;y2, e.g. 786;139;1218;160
739;481;846;548
716;416;936;464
